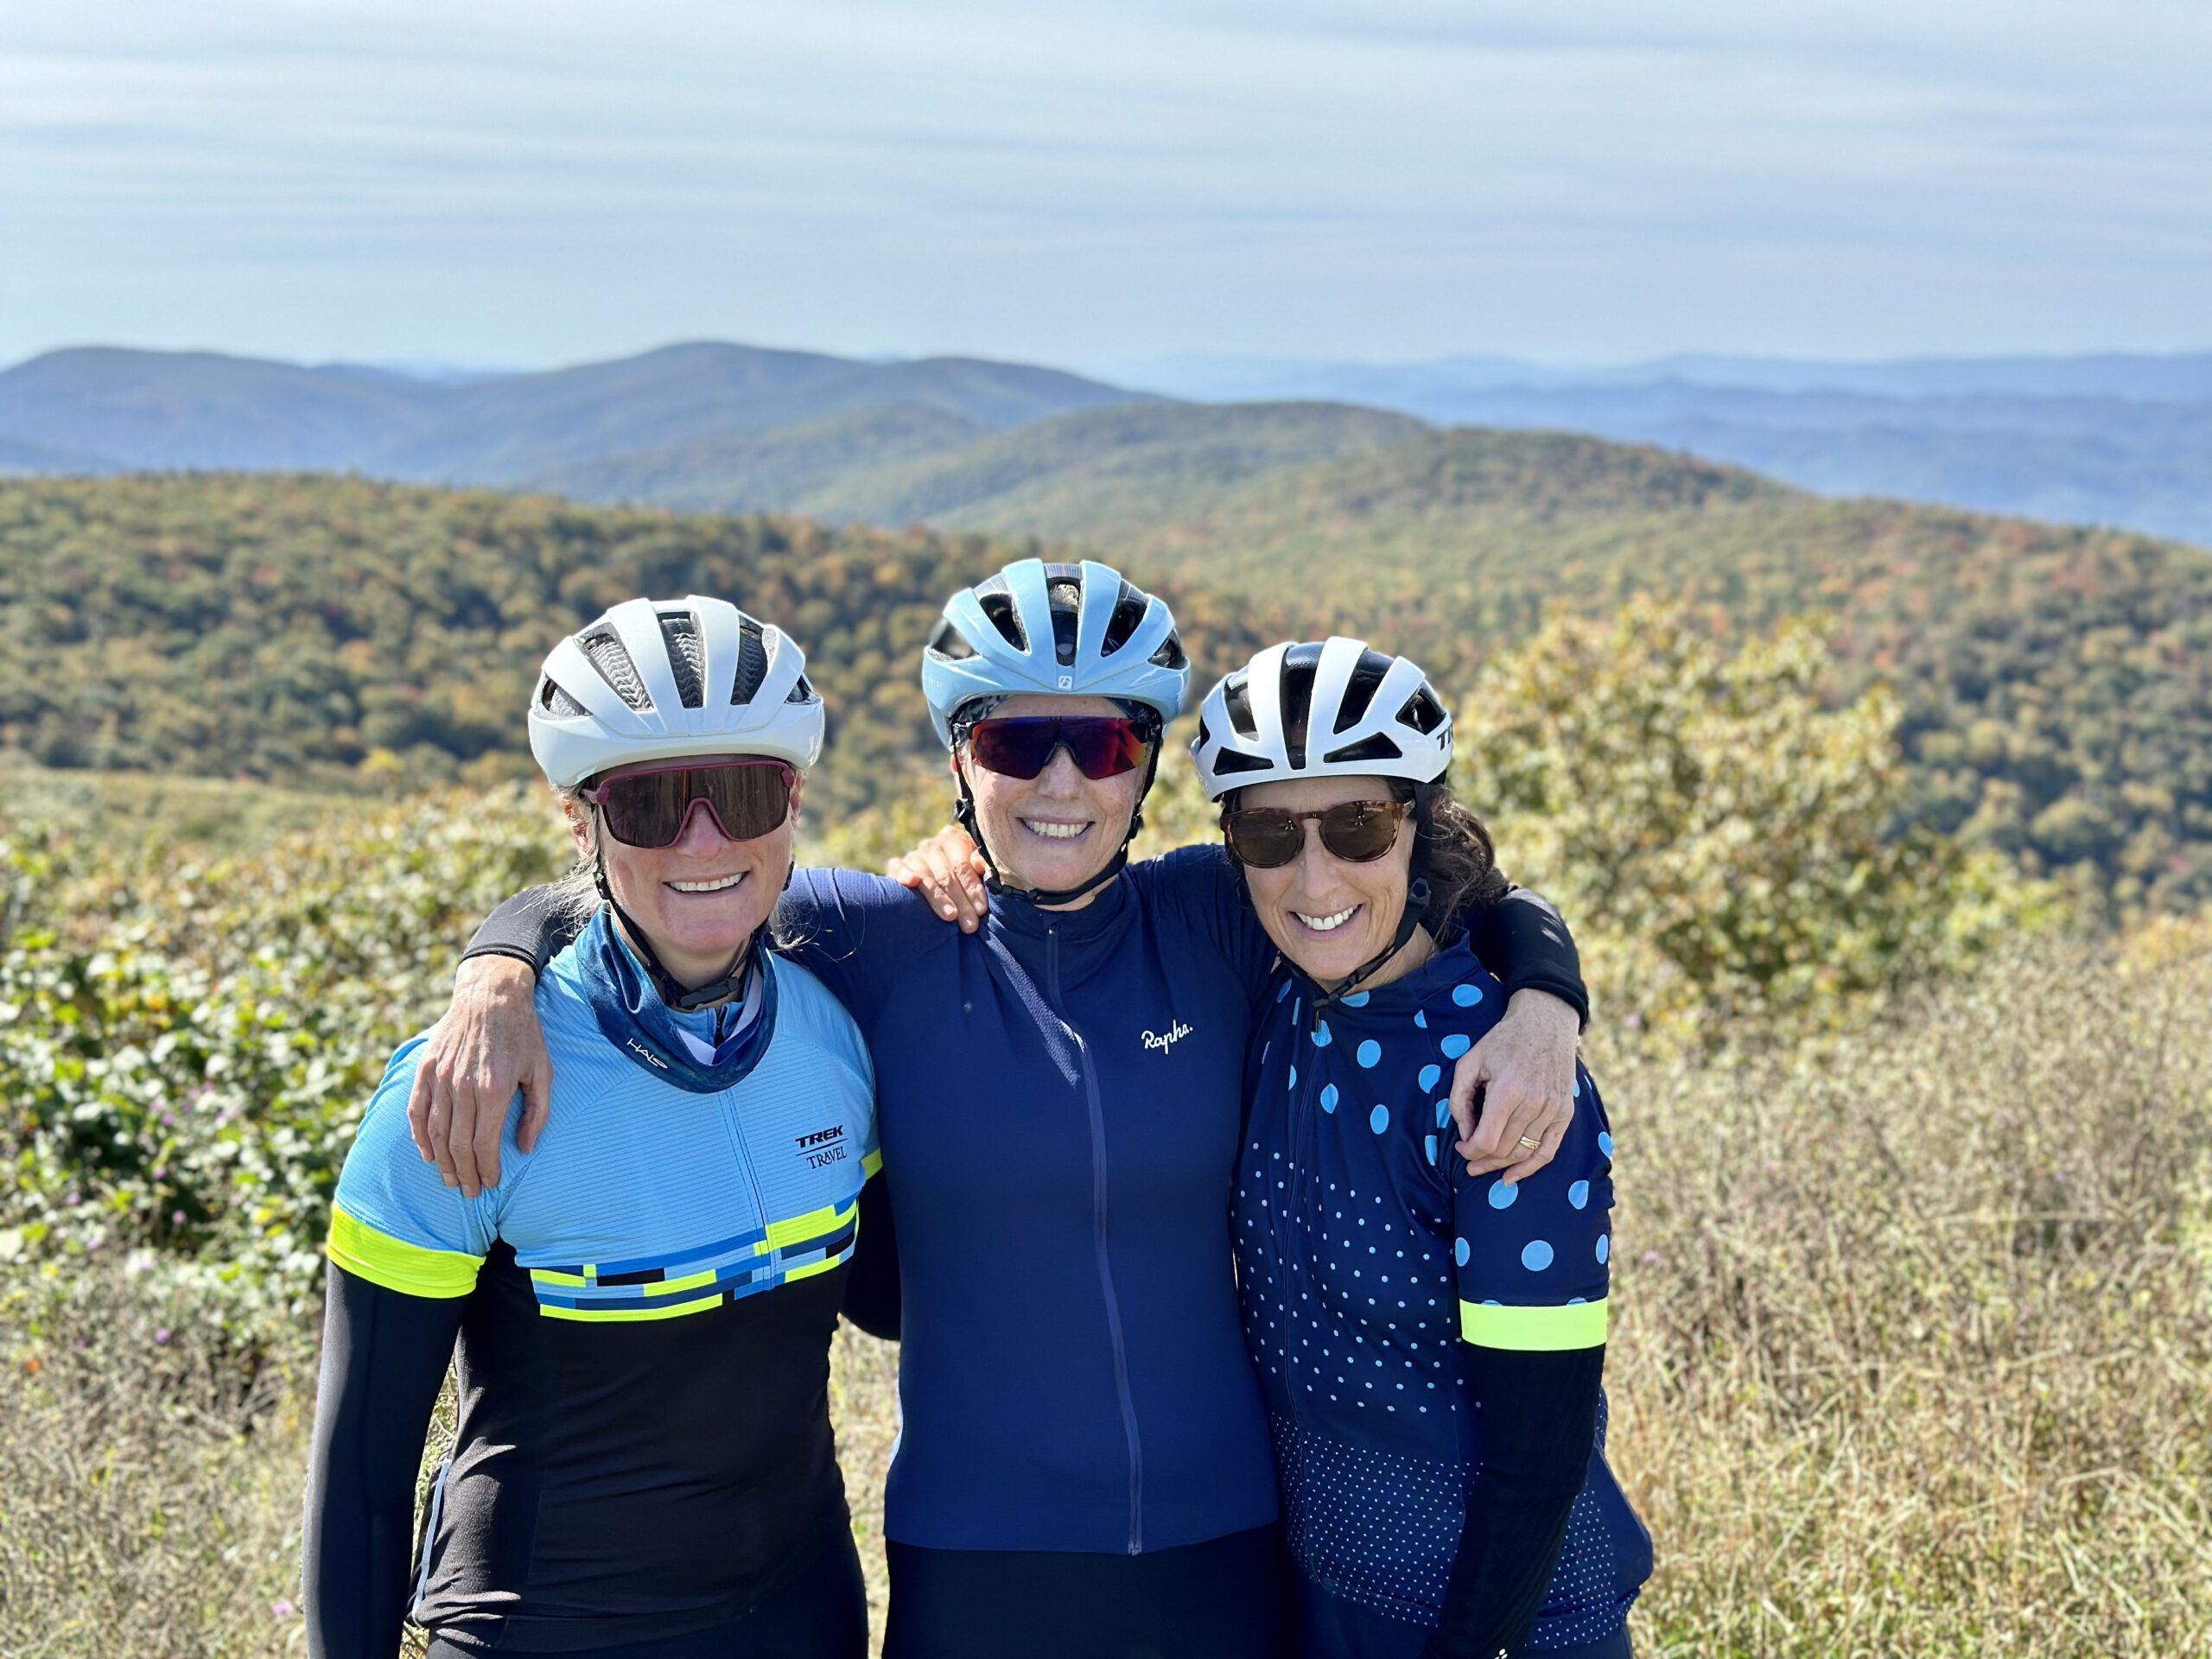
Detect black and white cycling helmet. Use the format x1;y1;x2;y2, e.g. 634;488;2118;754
1191;637;1452;802
529;595;823;789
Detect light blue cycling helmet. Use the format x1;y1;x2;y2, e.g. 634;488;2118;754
921;558;1190;904
920;558;1189;747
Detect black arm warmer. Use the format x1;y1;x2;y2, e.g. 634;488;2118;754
462;885;592;981
302;1268;467;1659
841;1173;902;1342
1426;1344;1606;1659
1461;888;1588;1030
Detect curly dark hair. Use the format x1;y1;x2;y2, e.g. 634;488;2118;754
1413;779;1512;935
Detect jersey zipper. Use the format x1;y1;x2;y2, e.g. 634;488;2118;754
715;1082;773;1275
1279;995;1329;1430
1048;923;1146;1555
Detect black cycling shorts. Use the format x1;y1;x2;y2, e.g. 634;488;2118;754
883;1523;1284;1659
425;1527;868;1659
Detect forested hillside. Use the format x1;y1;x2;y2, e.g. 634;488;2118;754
0;475;1306;818
3;454;2208;912
540;400;1426;531
1057;429;2212;914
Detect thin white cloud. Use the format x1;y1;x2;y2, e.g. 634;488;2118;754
0;1;2206;364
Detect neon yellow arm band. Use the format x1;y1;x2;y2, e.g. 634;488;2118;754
1459;1296;1608;1351
327;1205;483;1300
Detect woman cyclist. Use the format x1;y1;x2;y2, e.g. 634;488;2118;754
1197;639;1649;1659
304;597;879;1658
416;562;1592;1658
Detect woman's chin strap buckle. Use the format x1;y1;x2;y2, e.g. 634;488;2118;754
950;759;1151;910
1312;787;1437;1010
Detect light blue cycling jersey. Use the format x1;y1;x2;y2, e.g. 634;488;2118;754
326;906;880;1647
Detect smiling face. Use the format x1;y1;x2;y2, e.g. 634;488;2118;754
956;693;1148;906
1235;773;1431;989
568;765;800;988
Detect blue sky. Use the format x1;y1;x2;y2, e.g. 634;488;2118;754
3;1;2208;370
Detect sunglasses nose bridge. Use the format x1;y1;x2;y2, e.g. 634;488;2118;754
672;793;736;847
1296;814;1344;877
1035;741;1090;788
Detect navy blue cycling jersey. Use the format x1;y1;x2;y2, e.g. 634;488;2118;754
1236;938;1650;1649
779;853;1282;1554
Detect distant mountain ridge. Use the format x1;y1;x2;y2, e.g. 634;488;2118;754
6;340;2211;543
0;341;1160;484
1110;350;2212;544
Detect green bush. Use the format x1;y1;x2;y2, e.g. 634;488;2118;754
1456;601;2059;1042
0;790;564;1334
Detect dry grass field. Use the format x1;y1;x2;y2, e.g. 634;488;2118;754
6;937;2206;1659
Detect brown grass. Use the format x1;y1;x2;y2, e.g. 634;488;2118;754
4;938;2207;1658
1599;940;2212;1656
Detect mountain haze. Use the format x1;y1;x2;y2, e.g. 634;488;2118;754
0;342;1157;485
1116;351;2212;545
0;348;445;471
6;340;2211;543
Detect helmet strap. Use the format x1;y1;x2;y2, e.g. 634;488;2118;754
591;821;757;1013
951;743;1157;909
1307;782;1438;1010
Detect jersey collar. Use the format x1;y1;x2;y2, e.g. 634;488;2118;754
579;905;780;1094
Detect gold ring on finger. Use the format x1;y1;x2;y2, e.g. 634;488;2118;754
1517;1135;1542;1153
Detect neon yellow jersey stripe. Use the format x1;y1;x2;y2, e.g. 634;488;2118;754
541;1296;722;1323
327;1205;482;1300
1459;1296;1608;1351
644;1266;721;1298
760;1197;857;1253
862;1149;883;1178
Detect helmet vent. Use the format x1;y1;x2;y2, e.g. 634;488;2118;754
1220;675;1261;741
732;620;769;704
582;628;652;711
1322;733;1405;766
926;616;978;662
539;677;588;718
1101;587;1147;657
1148;631;1187;671
786;672;817;705
658;612;705;709
1046;575;1083;666
1279;643;1326;770
1210;748;1274;777
977;591;1028;653
1397;688;1447;734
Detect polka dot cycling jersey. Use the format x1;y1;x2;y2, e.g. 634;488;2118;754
1232;936;1649;1648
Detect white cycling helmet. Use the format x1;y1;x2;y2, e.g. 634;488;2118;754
529;595;824;789
1192;637;1452;801
920;558;1188;747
